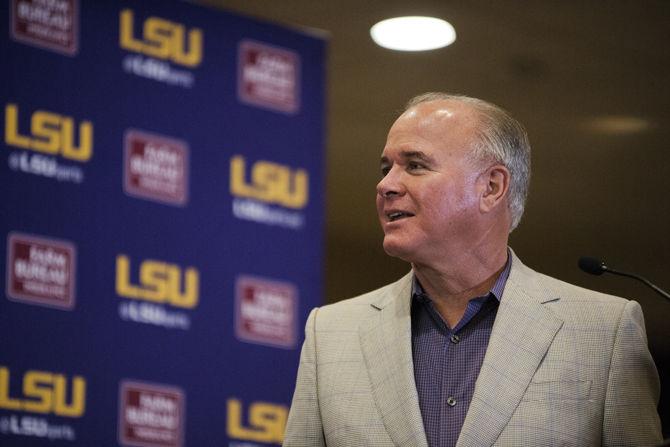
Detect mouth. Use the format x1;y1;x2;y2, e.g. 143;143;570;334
386;211;414;222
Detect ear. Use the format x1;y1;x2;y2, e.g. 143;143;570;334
479;164;510;213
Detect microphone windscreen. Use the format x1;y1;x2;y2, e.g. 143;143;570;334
578;256;606;275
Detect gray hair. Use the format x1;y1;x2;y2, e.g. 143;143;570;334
406;92;531;232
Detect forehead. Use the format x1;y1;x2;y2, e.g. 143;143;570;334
383;100;480;157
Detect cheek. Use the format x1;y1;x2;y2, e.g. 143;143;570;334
421;186;477;224
375;195;384;215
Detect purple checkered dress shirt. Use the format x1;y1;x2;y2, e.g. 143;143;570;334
411;255;511;447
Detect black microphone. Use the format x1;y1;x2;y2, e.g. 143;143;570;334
578;256;670;302
578;257;607;276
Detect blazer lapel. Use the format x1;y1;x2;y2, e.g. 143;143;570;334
456;254;564;447
359;273;428;447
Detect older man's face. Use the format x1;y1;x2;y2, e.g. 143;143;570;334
376;101;489;265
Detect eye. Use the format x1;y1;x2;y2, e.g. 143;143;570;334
380;165;391;177
408;161;425;171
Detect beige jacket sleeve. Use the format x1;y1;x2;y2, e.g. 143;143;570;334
284;308;326;447
602;300;662;446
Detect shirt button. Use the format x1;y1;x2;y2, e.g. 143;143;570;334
447;397;457;407
450;334;460;344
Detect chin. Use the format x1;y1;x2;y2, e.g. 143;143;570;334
382;237;416;263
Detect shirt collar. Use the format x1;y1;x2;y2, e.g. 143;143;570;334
412;249;512;303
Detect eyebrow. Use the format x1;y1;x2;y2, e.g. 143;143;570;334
380;151;436;165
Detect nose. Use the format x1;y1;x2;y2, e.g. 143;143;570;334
376;166;404;199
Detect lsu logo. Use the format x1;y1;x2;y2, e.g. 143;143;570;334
115;255;199;308
0;366;86;417
227;398;287;444
119;9;203;67
4;103;93;161
230;155;308;209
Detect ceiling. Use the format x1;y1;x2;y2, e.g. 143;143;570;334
206;0;670;405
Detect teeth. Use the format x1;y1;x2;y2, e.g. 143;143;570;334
388;212;405;221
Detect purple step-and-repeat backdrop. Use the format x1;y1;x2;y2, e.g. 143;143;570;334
1;1;326;445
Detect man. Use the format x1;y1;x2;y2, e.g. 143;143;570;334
283;93;662;446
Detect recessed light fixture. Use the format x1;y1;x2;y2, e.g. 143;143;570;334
586;116;651;135
370;16;456;52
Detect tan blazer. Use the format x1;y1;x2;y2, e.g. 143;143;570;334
284;252;662;446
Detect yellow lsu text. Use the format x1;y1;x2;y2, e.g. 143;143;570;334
5;104;93;161
227;398;288;444
230;155;309;209
0;367;86;417
116;255;199;308
120;9;203;67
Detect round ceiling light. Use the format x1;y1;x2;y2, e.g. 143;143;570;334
370;16;456;52
586;116;651;135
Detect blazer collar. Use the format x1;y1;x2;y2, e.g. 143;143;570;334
359;272;429;447
456;250;564;447
360;250;564;447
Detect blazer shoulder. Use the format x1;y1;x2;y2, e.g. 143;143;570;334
313;272;412;330
510;256;628;306
510;260;635;326
538;271;627;305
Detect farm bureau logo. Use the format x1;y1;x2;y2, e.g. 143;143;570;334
6;232;76;310
235;275;297;348
226;398;287;446
123;129;189;206
118;380;184;447
10;0;79;55
115;254;199;330
4;103;92;183
238;40;300;114
0;366;86;442
119;8;202;88
230;155;308;229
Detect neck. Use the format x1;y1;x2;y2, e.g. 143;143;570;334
412;244;507;304
412;244;508;327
